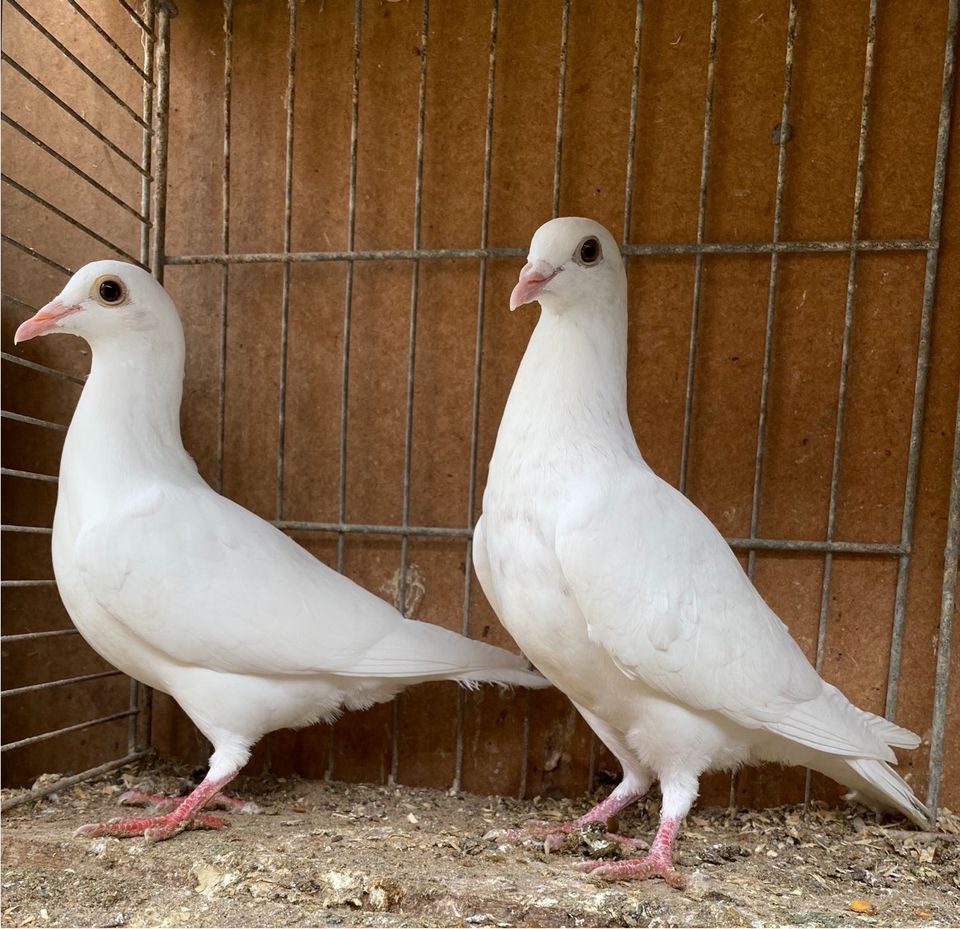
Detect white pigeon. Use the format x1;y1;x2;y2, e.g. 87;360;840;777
473;217;927;885
14;260;546;842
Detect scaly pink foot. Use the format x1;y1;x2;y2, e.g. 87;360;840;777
577;814;685;887
119;789;260;814
502;787;646;853
78;773;237;843
576;853;686;888
503;819;643;853
77;811;227;841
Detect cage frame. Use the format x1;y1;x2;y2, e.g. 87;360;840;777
1;0;957;828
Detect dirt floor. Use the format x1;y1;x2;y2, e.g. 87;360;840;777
2;763;958;928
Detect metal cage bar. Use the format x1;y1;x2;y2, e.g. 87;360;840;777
454;0;500;796
2;0;956;816
926;392;960;825
678;0;720;496
216;0;233;494
0;0;169;805
274;0;298;523
327;0;364;783
885;0;957;724
390;0;432;788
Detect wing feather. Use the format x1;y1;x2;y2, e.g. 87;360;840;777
554;464;900;761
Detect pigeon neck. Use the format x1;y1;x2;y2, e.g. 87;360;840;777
508;302;636;448
66;332;194;484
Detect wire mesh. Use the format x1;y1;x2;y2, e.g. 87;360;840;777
0;0;175;811
1;0;956;826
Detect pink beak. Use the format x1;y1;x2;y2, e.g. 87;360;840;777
509;259;558;311
14;299;80;344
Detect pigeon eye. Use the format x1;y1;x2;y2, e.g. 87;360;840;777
96;277;126;306
577;236;602;266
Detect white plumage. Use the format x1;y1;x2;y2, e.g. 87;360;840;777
474;217;926;883
15;260;545;841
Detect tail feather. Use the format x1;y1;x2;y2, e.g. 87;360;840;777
845;757;929;828
337;617;548;689
856;708;921;750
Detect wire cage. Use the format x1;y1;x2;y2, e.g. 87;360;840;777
2;0;958;827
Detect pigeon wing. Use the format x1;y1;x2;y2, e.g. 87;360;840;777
553;464;902;762
72;482;439;677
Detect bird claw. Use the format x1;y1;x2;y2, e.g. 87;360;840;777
576;854;686;888
118;789;258;814
76;811;227;841
502;820;642;856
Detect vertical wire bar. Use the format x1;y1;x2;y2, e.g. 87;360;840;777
454;0;499;795
804;0;877;813
926;395;960;827
390;0;431;787
276;0;298;520
518;0;571;801
149;2;173;283
735;0;797;808
217;0;233;494
551;0;570;219
621;0;644;245
589;0;644;796
885;0;957;721
746;0;798;580
132;0;157;757
138;0;155;266
329;0;364;782
150;0;171;284
678;0;720;494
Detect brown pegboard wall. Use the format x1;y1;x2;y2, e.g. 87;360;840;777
2;0;958;818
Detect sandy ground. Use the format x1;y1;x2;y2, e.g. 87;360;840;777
2;763;958;928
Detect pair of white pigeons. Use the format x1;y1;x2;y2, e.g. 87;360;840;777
15;217;926;885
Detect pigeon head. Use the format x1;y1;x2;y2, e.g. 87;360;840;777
509;217;626;314
14;260;182;348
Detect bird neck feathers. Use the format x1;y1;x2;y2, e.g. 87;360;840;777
64;334;195;490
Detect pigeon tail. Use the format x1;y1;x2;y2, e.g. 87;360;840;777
842;757;929;828
798;751;929;828
339;617;548;689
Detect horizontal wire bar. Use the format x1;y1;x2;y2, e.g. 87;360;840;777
0;410;67;432
0;525;53;534
2;629;77;642
2;174;144;265
2;115;151;224
5;0;149;129
0;750;149;812
2;669;122;698
1;709;136;753
165;239;933;266
1;53;152;179
0;234;72;275
0;467;58;482
1;580;57;588
275;519;903;554
276;519;472;538
64;0;151;83
0;350;86;385
727;537;903;555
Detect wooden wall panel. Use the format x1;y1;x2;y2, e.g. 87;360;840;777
3;0;956;818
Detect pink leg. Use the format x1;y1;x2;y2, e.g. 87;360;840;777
118;789;259;814
503;784;646;852
77;774;237;842
576;815;685;887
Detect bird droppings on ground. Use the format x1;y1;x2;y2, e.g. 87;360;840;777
2;763;958;928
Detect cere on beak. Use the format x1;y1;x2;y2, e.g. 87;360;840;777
510;259;558;311
14;299;80;344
